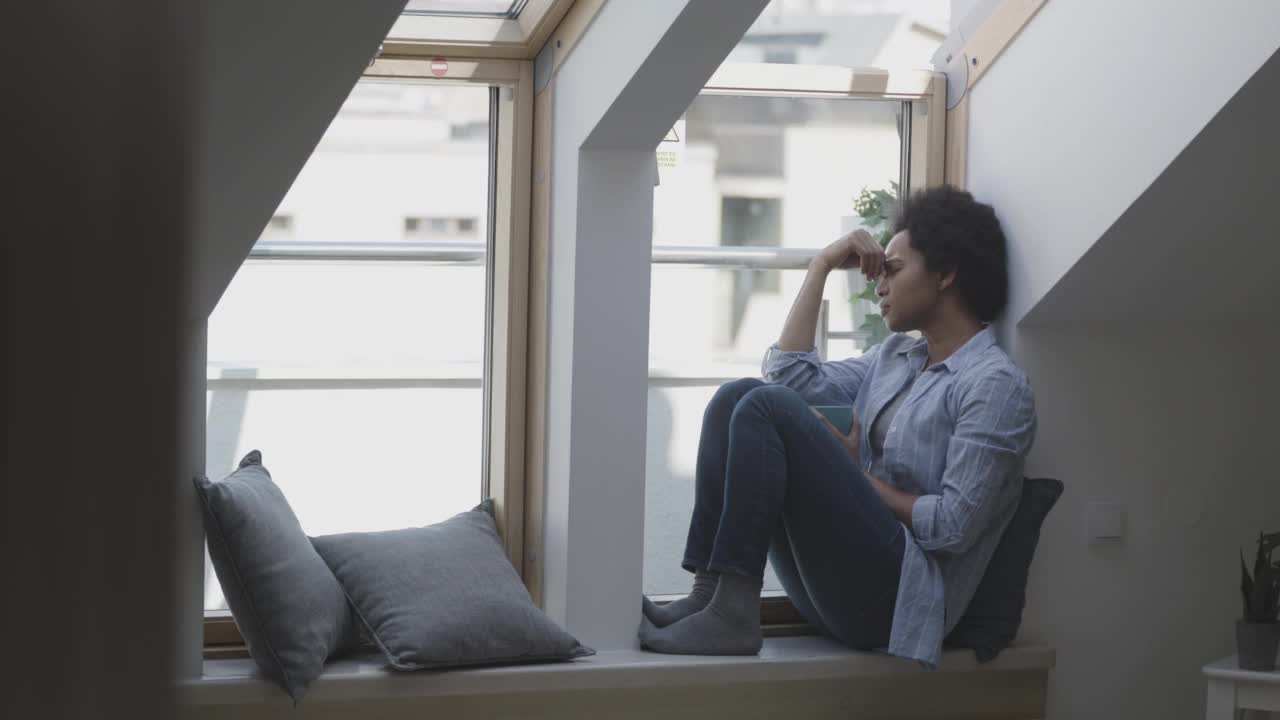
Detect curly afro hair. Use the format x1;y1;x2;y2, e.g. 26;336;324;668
893;185;1009;322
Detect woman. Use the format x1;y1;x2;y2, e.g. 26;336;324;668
638;185;1036;670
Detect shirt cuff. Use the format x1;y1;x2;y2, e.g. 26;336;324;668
761;343;820;378
910;493;943;548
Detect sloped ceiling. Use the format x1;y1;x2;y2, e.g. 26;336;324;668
190;1;408;316
1024;46;1280;328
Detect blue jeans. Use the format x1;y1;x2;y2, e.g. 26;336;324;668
681;377;905;650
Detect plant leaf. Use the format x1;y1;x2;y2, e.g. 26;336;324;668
857;314;892;349
1256;532;1272;581
1262;531;1280;557
1259;548;1280;619
1243;549;1255;618
1270;580;1280;621
856;284;880;303
1253;534;1273;620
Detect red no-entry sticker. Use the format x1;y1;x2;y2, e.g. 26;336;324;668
430;58;449;77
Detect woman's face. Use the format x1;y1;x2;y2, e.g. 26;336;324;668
877;231;944;332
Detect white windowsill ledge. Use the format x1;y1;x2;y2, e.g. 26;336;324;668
179;637;1056;707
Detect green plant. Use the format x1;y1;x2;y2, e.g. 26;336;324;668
849;182;899;348
1240;531;1280;622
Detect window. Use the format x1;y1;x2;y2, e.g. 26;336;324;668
727;0;949;70
203;57;533;649
404;215;481;240
402;0;526;18
261;214;293;240
721;197;783;345
644;62;945;611
385;0;576;59
763;48;799;65
205;81;492;613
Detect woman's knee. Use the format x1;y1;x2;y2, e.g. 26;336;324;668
736;383;803;418
708;377;766;413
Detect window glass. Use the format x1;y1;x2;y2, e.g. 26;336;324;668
645;92;905;596
402;1;521;18
728;0;950;70
204;81;492;611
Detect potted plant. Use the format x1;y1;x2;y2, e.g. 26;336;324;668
1238;530;1280;670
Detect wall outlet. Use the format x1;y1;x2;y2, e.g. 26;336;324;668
1086;501;1127;541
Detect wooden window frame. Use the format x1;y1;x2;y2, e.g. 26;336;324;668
382;0;578;60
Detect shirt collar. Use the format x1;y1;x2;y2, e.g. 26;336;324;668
895;325;997;374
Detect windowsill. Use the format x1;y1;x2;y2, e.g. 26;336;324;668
179;636;1056;706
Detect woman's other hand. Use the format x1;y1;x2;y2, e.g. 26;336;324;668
813;228;884;280
817;412;862;468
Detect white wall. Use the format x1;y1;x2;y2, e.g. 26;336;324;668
962;3;1280;718
950;0;984;27
1025;46;1280;329
1011;327;1278;719
966;0;1280;328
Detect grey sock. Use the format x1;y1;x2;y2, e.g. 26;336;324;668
639;572;763;655
641;569;719;628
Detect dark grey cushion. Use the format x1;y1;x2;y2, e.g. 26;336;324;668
312;500;594;671
194;451;355;701
944;476;1063;662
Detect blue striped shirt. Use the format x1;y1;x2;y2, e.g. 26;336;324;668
762;326;1036;669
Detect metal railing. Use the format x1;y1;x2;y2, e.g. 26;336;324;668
247;241;862;358
250;241;823;268
249;241;487;263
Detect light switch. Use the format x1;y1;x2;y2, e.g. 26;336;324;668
1086;501;1127;541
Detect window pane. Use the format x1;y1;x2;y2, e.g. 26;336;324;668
645;93;904;597
204;81;492;612
402;0;522;18
729;0;950;70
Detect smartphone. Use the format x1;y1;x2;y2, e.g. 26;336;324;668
810;405;854;435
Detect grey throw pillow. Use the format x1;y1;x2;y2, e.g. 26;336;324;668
944;476;1063;661
195;451;355;701
312;500;594;671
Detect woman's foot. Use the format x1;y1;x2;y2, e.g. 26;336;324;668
638;572;763;655
641;569;719;628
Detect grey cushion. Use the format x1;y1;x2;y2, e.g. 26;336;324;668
312;500;594;671
194;451;355;701
944;476;1063;662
